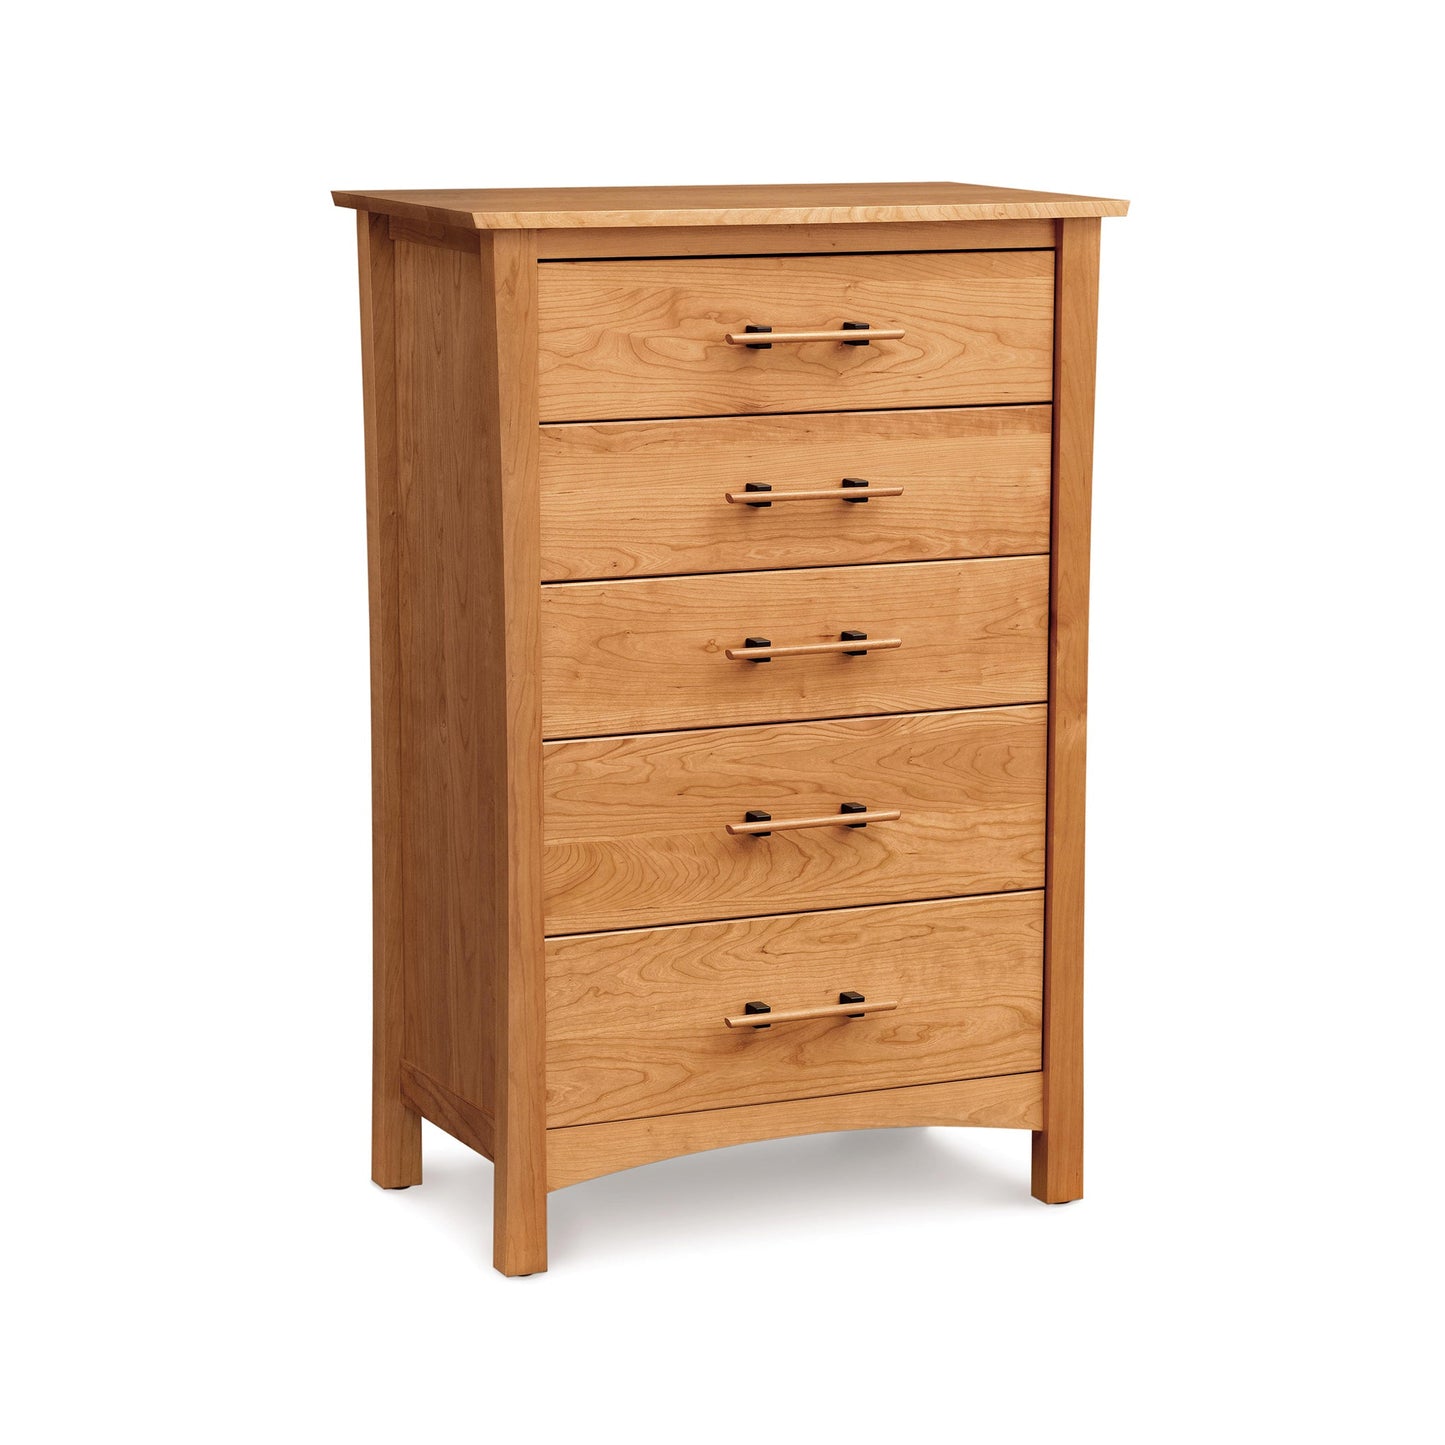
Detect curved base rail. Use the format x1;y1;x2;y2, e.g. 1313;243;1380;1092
545;1071;1042;1191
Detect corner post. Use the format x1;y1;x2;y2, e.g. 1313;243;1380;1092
358;211;423;1189
1032;217;1100;1204
480;229;548;1275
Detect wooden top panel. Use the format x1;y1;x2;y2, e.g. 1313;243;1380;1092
331;182;1129;231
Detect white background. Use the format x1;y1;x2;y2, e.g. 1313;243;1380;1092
3;2;1439;1440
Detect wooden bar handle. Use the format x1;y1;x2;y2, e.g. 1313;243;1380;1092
724;484;905;504
725;807;901;836
724;327;906;346
724;998;900;1029
725;637;901;661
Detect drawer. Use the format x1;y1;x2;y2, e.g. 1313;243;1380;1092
541;556;1048;737
543;706;1046;934
536;252;1055;421
539;406;1052;581
547;892;1043;1127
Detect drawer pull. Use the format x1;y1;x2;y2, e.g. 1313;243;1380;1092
724;323;906;347
725;633;902;662
726;804;901;836
725;993;899;1029
724;479;905;506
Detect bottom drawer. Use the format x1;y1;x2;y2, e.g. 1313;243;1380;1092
546;891;1043;1128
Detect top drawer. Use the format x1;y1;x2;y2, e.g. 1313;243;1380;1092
536;252;1055;421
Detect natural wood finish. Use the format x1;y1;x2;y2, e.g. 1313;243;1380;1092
543;706;1047;934
723;484;906;504
547;1071;1045;1190
400;1061;495;1159
332;182;1129;230
536;252;1054;421
1032;218;1100;1207
723;999;899;1028
723;326;906;345
536;218;1057;259
478;231;549;1277
357;214;422;1190
723;637;902;661
539;407;1052;581
387;216;483;254
394;239;499;1130
724;808;902;835
548;892;1041;1125
540;557;1048;737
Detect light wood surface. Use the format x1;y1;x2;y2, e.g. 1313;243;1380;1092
721;999;899;1028
357;213;422;1190
543;706;1047;934
536;218;1056;259
723;637;902;660
387;216;481;254
478;231;550;1277
724;808;902;835
546;1071;1045;1190
400;1061;495;1159
540;557;1048;737
1032;219;1099;1207
332;181;1129;230
536;252;1054;420
538;407;1052;581
723;484;906;504
723;326;906;345
547;892;1042;1125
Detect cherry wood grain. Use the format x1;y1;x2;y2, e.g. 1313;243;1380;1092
536;252;1054;421
401;1062;495;1159
536;218;1056;258
546;892;1043;1126
332;181;1129;230
1032;219;1100;1207
357;213;422;1190
546;1071;1045;1190
538;406;1052;581
543;706;1047;934
540;557;1048;737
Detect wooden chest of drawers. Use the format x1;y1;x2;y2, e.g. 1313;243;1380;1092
333;182;1127;1274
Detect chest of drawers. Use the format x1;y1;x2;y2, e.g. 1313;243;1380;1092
333;182;1127;1274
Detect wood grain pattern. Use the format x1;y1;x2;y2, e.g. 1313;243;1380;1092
539;407;1052;581
536;252;1054;421
543;706;1047;934
536;218;1056;259
395;238;499;1121
388;216;482;254
357;213;422;1190
479;231;550;1277
1031;218;1100;1207
401;1061;495;1159
547;1071;1045;1190
540;557;1048;737
546;893;1043;1126
332;181;1129;230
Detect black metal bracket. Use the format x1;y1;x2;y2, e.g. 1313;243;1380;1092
744;1000;772;1029
840;802;869;828
744;809;772;837
840;630;868;656
841;477;871;503
839;990;866;1018
841;320;871;346
742;637;772;663
743;324;773;349
743;482;772;508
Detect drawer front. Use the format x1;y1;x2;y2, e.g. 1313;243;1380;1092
539;406;1052;581
541;556;1048;737
536;252;1055;421
547;892;1043;1127
543;706;1046;934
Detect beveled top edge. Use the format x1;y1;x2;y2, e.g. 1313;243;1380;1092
330;182;1129;230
